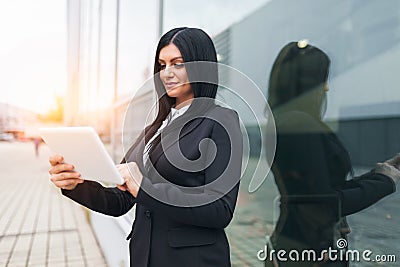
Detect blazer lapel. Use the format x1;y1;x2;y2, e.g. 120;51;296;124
121;133;148;174
150;117;205;165
135;139;147;174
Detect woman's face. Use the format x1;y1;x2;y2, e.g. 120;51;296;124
158;43;193;106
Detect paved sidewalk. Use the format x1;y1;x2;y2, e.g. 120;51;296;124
0;142;108;267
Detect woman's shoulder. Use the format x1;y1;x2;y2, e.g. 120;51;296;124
207;105;239;119
275;111;330;134
204;105;239;128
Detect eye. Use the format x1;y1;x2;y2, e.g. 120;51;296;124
159;64;166;70
174;63;184;69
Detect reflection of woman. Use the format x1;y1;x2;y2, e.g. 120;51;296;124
266;41;399;267
48;27;243;267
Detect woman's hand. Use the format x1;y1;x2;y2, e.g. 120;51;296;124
115;162;143;197
374;153;400;184
384;153;400;170
374;162;400;184
48;154;84;190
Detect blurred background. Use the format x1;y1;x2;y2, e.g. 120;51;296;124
1;0;400;266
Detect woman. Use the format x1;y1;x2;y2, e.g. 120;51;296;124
48;27;243;267
266;41;399;266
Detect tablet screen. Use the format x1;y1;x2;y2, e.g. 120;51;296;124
39;127;124;185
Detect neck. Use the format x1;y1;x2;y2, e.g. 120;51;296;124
175;97;193;109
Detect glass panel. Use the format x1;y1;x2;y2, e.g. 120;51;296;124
117;0;158;97
164;0;271;36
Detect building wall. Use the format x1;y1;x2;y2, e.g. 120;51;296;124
64;0;81;126
333;117;400;166
214;0;400;164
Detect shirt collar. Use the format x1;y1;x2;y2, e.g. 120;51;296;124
171;104;191;117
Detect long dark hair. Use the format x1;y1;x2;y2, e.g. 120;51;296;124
268;41;330;119
145;27;218;153
267;42;354;177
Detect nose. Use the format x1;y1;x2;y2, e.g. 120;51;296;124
163;65;175;78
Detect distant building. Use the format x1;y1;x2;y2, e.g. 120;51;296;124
0;103;38;138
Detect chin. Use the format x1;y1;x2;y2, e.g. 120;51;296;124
166;90;178;98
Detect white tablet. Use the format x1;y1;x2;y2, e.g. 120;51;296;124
39;126;124;185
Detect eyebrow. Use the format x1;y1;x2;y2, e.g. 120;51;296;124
158;56;183;63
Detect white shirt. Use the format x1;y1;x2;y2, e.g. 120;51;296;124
143;104;191;165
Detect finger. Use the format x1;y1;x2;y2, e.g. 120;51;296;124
391;154;400;166
52;178;79;187
50;176;83;186
61;184;76;190
125;176;140;188
123;178;132;190
129;165;143;183
123;177;139;197
116;164;127;173
126;162;138;170
125;162;139;175
53;178;82;189
50;172;82;183
49;155;64;166
49;164;75;175
116;176;125;186
116;184;127;191
385;154;400;164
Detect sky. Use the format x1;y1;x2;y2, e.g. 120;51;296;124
0;0;66;114
0;0;271;115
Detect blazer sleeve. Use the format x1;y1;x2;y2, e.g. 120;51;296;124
135;109;243;229
62;180;136;217
339;171;396;215
293;134;396;216
275;114;395;218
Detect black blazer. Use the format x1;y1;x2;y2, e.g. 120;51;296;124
62;105;243;267
269;111;395;266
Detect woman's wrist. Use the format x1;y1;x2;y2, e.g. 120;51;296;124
374;163;400;184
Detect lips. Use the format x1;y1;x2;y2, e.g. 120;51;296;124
164;82;179;90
